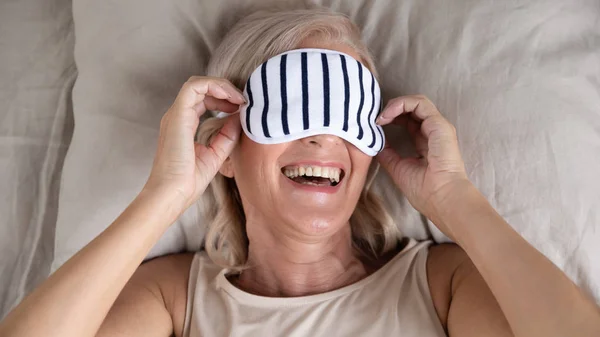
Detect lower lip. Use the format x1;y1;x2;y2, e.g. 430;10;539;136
282;174;342;194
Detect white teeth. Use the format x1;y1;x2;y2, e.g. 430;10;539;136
282;165;342;184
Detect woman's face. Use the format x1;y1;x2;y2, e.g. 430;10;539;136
221;41;373;236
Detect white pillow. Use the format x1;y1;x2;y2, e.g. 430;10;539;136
54;0;600;302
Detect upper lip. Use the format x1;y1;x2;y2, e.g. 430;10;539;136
280;160;346;173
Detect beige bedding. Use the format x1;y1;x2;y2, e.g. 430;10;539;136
1;0;599;319
0;0;76;317
55;0;600;300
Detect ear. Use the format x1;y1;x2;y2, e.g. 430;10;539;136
219;156;235;178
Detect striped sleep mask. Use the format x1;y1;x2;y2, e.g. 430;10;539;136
239;48;385;156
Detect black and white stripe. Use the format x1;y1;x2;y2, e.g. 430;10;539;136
241;48;384;156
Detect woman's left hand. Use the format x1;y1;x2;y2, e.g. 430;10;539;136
376;95;470;237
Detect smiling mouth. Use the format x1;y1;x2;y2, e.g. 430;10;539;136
281;165;346;187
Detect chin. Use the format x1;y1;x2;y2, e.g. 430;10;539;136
281;204;352;235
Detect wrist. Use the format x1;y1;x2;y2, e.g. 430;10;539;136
136;184;188;223
428;180;489;241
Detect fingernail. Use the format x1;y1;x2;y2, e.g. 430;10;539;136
217;84;231;98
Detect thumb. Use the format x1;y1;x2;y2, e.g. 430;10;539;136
376;147;422;192
195;115;241;184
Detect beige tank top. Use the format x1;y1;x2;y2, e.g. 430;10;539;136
182;239;446;337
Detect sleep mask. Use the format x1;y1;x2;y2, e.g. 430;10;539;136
237;48;385;156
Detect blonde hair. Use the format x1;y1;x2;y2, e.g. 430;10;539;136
198;3;400;270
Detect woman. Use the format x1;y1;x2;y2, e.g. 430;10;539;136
1;5;599;337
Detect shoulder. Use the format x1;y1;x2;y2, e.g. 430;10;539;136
135;253;196;291
138;253;195;307
133;253;195;335
426;243;471;275
367;240;450;336
100;253;195;337
426;243;475;330
136;252;195;278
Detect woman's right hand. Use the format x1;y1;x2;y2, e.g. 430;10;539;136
0;77;244;337
144;76;244;213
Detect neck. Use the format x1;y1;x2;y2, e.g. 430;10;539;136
234;220;369;297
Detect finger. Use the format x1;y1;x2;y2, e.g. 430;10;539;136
414;135;428;158
173;77;245;115
175;80;227;111
387;114;411;128
376;98;407;126
201;76;245;101
377;95;442;125
201;96;240;113
376;145;400;178
420;115;456;141
406;118;429;157
419;116;465;175
406;117;421;139
211;115;242;155
195;115;241;174
376;146;423;191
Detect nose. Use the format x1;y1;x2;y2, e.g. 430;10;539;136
300;134;342;148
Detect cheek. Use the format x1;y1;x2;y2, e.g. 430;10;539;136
349;150;373;187
233;141;265;187
230;140;285;199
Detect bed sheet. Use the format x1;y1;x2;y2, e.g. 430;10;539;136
0;0;76;319
54;0;600;305
1;0;598;322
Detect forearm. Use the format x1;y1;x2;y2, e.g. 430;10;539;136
434;182;600;337
0;188;183;337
